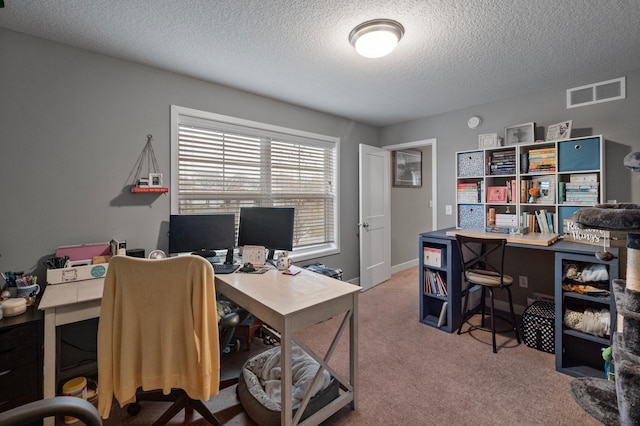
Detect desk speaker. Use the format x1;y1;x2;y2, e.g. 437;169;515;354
126;248;145;258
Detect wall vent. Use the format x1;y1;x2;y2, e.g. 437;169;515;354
567;77;626;109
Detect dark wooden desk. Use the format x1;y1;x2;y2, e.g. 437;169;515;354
420;228;619;378
0;304;43;421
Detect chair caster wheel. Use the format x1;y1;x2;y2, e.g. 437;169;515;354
127;402;141;416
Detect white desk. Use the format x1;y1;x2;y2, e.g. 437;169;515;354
38;278;104;426
215;268;360;426
37;268;359;426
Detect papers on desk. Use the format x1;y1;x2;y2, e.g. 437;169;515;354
282;265;302;275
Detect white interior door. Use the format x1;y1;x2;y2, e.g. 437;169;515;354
359;144;391;290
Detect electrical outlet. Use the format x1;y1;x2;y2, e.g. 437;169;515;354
519;276;528;288
445;205;453;215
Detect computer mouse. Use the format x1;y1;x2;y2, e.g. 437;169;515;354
241;262;255;272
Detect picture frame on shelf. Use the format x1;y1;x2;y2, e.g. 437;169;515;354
478;133;502;149
505;122;536;145
392;149;422;187
148;173;163;188
486;186;508;203
532;175;556;204
546;120;572;141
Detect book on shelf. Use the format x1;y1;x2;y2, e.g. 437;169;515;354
570;173;598;183
527;148;557;173
503;179;516;203
535;209;550;233
424;270;438;295
522;212;540;233
424;270;447;296
457;181;483;203
564;181;599;204
495;213;518;227
434;271;448;296
488;150;516;175
523;209;555;234
546;211;555;233
430;271;439;295
437;301;448;327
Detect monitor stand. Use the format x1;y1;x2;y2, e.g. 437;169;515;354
224;248;235;265
266;249;276;266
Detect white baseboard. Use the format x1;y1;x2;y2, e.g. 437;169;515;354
492;298;527;316
392;258;418;274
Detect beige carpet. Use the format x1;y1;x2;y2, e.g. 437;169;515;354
96;267;600;425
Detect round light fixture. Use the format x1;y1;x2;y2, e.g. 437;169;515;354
349;19;404;58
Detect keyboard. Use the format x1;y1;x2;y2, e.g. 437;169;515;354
212;263;240;274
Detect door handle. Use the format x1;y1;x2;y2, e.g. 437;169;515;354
360;222;370;229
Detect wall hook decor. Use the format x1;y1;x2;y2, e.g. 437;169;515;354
129;134;168;193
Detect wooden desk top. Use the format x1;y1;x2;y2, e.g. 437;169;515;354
38;278;104;311
445;228;560;246
215;268;360;318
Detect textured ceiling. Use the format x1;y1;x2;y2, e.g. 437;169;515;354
1;0;639;126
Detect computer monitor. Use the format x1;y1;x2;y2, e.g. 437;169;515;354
237;207;295;261
168;214;236;262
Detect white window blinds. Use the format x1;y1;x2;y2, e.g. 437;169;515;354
171;107;339;253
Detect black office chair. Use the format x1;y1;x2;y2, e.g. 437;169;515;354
455;235;521;353
97;255;242;426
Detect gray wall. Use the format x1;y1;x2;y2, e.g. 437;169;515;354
2;27;639;286
0;28;377;281
380;68;640;231
380;69;640;305
390;145;432;266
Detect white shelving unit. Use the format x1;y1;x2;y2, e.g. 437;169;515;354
455;135;605;234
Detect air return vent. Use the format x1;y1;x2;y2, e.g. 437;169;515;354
567;77;626;108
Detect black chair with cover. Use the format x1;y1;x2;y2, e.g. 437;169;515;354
0;396;102;426
97;255;241;426
455;234;521;353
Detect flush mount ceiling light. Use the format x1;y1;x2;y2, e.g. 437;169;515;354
349;19;404;58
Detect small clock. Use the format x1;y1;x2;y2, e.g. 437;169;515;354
467;116;482;129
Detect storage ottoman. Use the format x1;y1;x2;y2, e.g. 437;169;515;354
303;262;343;280
522;301;555;353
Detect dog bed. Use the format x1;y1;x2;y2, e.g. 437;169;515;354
237;345;339;426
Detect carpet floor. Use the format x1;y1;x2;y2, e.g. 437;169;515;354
90;266;600;425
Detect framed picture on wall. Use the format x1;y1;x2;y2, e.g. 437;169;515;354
392;149;422;187
505;122;536;145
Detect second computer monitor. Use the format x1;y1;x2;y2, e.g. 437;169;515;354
168;214;236;259
237;207;295;260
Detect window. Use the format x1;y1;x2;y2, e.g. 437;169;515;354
170;106;340;260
